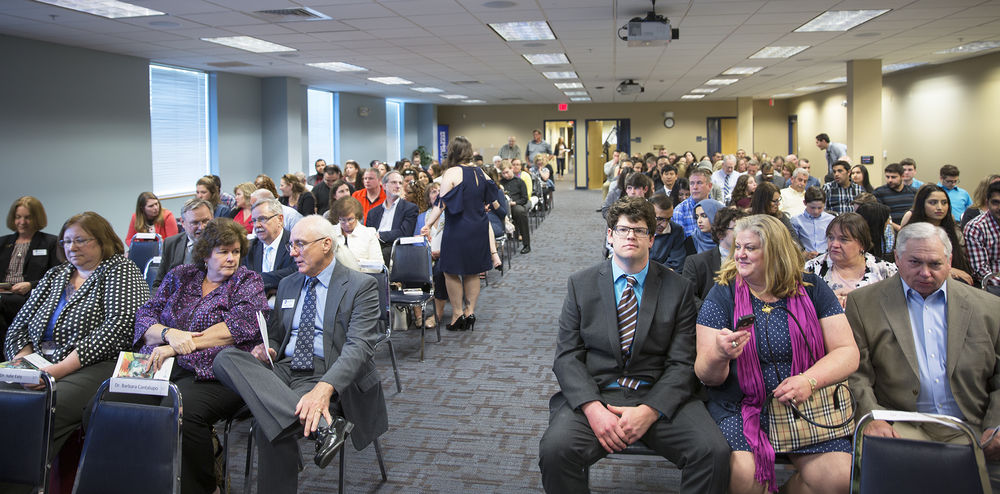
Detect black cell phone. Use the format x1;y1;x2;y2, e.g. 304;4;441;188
735;314;755;331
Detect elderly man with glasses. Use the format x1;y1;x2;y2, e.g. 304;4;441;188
242;198;296;299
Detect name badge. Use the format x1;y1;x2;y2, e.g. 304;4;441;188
281;299;295;309
33;249;47;256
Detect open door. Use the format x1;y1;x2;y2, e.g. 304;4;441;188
544;119;575;179
583;119;630;189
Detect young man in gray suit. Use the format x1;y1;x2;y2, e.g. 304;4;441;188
538;196;730;493
847;222;1000;488
213;215;387;494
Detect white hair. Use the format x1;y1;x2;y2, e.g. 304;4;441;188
251;189;275;202
792;167;809;179
250;198;282;216
895;222;952;258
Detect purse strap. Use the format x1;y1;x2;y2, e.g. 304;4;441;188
759;304;856;430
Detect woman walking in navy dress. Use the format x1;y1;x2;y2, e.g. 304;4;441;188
422;136;502;332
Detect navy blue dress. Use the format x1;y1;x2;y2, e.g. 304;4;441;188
697;273;851;454
438;165;499;275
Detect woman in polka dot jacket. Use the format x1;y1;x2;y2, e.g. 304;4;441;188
4;211;150;461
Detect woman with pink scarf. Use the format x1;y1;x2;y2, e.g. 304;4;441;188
694;214;859;494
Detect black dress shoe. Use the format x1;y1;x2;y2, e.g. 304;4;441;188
314;417;354;468
445;315;466;332
520;246;531;254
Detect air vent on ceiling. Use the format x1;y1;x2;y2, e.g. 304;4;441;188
499;97;524;101
452;80;482;85
252;7;330;22
207;61;252;68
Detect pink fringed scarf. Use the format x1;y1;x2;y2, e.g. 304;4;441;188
733;276;825;491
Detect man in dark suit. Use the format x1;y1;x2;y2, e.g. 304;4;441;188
365;171;418;264
846;222;1000;487
213;215;388;494
153;198;212;289
682;207;746;304
242;198;296;297
538;196;729;493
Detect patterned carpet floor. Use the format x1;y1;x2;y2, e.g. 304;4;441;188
222;179;791;493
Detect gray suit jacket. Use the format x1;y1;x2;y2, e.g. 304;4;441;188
846;275;1000;433
153;232;188;290
551;260;700;420
270;261;388;449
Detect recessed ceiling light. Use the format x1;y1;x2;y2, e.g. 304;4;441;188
483;0;516;7
570;97;591;102
824;76;847;84
307;62;367;72
796;85;830;92
463;99;486;104
681;95;704;100
488;21;556;41
690;88;718;94
935;41;1000;55
795;10;890;32
368;76;413;85
36;0;164;18
723;67;764;75
523;53;570;65
543;71;578;79
563;91;588;96
772;93;797;98
705;78;739;86
441;94;467;99
411;87;444;93
749;46;810;59
554;82;583;89
201;36;295;53
883;62;926;73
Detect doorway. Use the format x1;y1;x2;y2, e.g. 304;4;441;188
788;115;798;155
583;119;630;190
706;117;737;157
544;119;575;181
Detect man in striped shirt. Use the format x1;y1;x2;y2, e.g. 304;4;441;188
964;181;1000;291
822;160;863;215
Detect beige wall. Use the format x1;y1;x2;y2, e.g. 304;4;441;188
790;51;1000;187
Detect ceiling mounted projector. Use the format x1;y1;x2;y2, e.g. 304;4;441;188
617;79;644;96
618;0;680;47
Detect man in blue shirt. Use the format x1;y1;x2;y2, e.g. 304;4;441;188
938;164;973;222
674;168;714;237
846;222;1000;489
791;186;835;259
539;196;729;493
816;133;847;179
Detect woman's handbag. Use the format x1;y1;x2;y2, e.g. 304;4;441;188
759;305;856;452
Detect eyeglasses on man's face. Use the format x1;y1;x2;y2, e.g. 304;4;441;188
287;238;324;253
610;225;650;239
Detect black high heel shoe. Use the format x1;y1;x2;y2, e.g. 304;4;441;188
465;314;476;331
446;315;466;332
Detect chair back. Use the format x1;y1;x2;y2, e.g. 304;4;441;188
388;239;432;286
367;265;392;339
852;411;990;494
0;372;55;489
144;256;161;291
128;233;163;272
73;379;181;494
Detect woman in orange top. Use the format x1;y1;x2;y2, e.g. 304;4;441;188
125;191;177;246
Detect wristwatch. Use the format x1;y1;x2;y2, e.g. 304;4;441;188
161;327;171;344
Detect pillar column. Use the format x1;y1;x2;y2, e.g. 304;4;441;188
261;77;305;179
846;60;882;172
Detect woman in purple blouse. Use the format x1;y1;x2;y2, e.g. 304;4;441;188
134;217;268;494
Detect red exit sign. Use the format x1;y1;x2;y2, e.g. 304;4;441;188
558;103;568;111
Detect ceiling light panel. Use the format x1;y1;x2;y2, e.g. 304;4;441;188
723;67;764;75
411;87;444;93
883;62;925;73
772;93;797;98
824;77;847;83
36;0;164;18
795;10;890;32
690;88;718;93
796;85;830;91
749;46;810;59
523;53;570;65
201;36;296;53
563;91;588;96
368;76;413;85
463;99;486;103
934;41;1000;55
441;94;467;99
307;62;367;72
488;21;556;41
543;71;578;79
554;82;583;89
570;97;591;102
681;95;704;100
705;78;739;85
